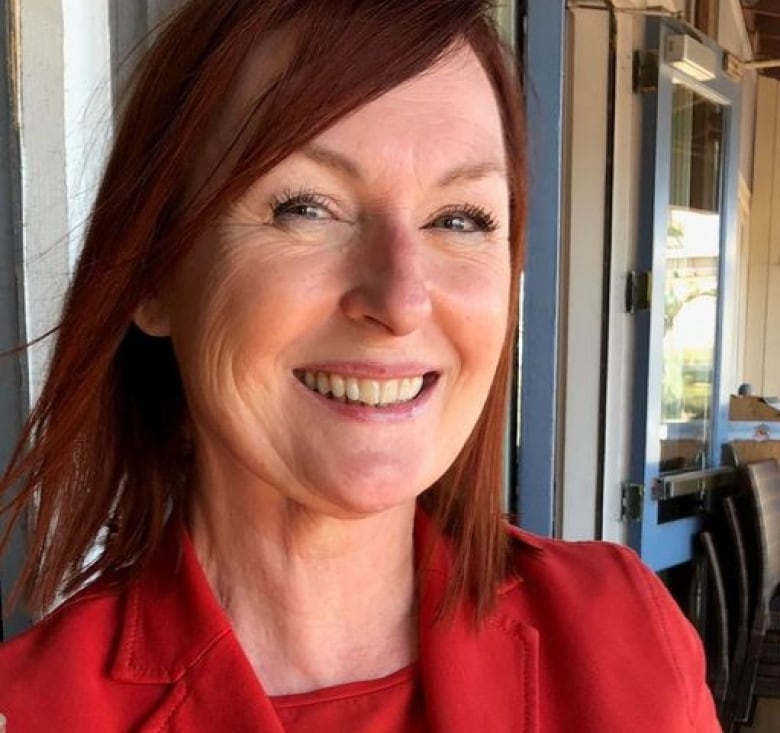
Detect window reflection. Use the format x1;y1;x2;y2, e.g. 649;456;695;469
659;85;723;473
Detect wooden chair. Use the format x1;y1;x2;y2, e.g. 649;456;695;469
754;593;780;698
720;492;756;731
727;459;780;725
697;530;730;715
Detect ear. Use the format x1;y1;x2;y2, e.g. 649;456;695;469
133;295;171;337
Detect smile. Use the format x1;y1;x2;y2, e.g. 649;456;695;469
294;370;435;407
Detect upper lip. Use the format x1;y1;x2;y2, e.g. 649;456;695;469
293;362;440;379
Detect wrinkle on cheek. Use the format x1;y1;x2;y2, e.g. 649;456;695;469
444;246;511;276
214;223;286;264
227;198;270;226
172;249;256;421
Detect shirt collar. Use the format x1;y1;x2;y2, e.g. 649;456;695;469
109;508;545;684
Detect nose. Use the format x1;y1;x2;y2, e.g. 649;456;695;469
340;221;432;336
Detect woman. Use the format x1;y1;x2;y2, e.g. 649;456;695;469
0;1;718;731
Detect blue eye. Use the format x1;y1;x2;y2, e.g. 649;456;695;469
428;205;498;233
270;190;333;223
432;214;478;232
280;203;329;220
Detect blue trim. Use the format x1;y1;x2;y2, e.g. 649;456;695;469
713;63;743;465
628;23;662;560
0;0;31;638
517;0;566;537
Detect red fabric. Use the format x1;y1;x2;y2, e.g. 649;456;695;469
271;664;425;733
0;512;720;732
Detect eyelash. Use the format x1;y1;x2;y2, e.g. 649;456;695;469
269;188;499;233
433;203;499;233
269;188;331;219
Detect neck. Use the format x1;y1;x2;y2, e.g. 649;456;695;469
188;492;418;696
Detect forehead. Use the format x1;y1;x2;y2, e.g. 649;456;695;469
197;41;506;199
312;47;505;171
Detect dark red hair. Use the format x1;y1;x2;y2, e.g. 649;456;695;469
0;0;525;618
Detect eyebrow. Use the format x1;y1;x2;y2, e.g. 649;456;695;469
300;144;507;188
302;145;363;181
436;161;507;188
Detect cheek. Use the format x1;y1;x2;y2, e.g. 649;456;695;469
165;249;264;402
167;243;338;396
435;252;511;368
436;258;510;456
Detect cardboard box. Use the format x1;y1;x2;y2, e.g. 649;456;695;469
729;395;780;422
730;440;780;466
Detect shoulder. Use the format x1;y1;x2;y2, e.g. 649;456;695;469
507;524;662;594
506;527;688;629
505;525;698;652
0;582;125;727
0;581;121;671
502;526;715;728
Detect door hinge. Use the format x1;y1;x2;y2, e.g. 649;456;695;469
625;271;652;313
633;50;659;93
621;482;644;522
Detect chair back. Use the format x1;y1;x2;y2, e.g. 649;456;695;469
744;459;780;611
723;493;752;634
698;530;730;710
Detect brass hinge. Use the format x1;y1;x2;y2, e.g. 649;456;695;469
625;271;652;313
633;50;659;93
621;482;644;522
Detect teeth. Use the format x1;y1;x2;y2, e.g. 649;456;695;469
299;370;428;407
317;372;329;396
399;377;423;401
360;379;381;406
380;380;399;404
345;377;360;402
331;374;346;399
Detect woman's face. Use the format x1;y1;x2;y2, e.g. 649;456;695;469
145;46;512;519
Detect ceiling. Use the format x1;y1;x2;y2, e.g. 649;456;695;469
741;0;780;79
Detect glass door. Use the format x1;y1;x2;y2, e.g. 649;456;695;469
661;84;722;475
627;23;741;571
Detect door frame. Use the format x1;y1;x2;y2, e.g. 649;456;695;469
627;19;742;571
0;0;31;639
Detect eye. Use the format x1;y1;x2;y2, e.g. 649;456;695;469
270;189;334;223
428;204;499;234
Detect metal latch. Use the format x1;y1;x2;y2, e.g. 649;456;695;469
625;271;652;313
621;482;644;522
652;467;737;501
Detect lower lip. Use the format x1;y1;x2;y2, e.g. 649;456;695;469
293;377;437;423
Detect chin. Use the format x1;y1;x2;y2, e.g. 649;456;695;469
306;464;433;518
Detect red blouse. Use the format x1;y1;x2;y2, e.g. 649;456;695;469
272;664;426;733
